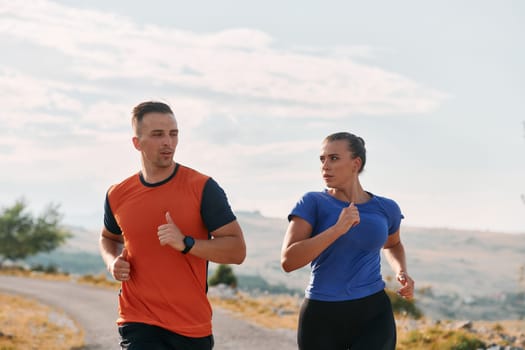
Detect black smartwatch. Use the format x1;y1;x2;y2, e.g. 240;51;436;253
182;236;195;254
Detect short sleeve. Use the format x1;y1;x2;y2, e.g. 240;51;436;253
288;192;318;228
201;178;236;232
385;198;404;235
104;191;122;235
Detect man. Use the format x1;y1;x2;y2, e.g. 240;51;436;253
99;101;246;349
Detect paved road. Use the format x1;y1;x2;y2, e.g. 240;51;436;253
0;275;297;349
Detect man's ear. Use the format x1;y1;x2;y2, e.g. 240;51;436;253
132;136;141;151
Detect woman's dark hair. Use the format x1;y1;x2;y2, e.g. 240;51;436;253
324;132;366;173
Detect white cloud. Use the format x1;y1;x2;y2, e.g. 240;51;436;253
10;0;521;233
0;67;83;119
0;0;446;118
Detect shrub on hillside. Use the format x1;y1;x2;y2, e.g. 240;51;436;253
209;264;237;288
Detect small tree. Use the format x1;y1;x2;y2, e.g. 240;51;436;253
0;199;72;266
209;264;238;288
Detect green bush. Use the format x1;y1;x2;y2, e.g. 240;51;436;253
450;335;485;350
209;264;237;288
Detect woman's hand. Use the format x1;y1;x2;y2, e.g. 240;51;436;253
334;202;360;235
396;271;415;299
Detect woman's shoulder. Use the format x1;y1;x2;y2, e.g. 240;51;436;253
370;193;404;232
291;191;327;209
368;192;399;208
370;193;402;212
371;193;398;204
300;190;327;201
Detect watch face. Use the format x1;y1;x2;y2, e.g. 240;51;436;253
184;236;195;246
183;236;195;254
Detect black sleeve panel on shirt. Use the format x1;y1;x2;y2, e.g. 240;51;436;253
201;178;237;232
104;191;122;235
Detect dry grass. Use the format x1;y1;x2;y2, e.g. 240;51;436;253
76;273;120;290
0;267;71;282
1;267;120;289
0;292;84;350
209;292;300;329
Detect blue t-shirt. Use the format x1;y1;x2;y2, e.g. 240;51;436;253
288;190;403;301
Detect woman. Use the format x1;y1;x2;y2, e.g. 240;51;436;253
281;132;414;350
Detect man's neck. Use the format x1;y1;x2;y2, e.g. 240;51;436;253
141;162;176;184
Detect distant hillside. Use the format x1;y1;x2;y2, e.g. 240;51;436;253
61;225;100;254
28;211;525;320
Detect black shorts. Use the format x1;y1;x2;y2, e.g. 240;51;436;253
297;290;396;350
118;322;214;350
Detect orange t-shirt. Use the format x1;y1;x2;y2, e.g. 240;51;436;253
106;164;213;337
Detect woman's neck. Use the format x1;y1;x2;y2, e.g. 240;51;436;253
328;180;370;204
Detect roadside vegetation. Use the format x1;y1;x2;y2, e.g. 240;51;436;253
1;266;525;350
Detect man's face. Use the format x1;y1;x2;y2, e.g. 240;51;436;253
133;112;179;169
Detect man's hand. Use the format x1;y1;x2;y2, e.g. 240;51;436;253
110;248;130;281
157;212;185;251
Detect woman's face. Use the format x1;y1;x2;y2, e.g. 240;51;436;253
320;140;360;188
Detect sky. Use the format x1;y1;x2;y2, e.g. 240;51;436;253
0;0;524;233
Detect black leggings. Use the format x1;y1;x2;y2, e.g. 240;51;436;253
297;290;396;350
118;322;214;350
